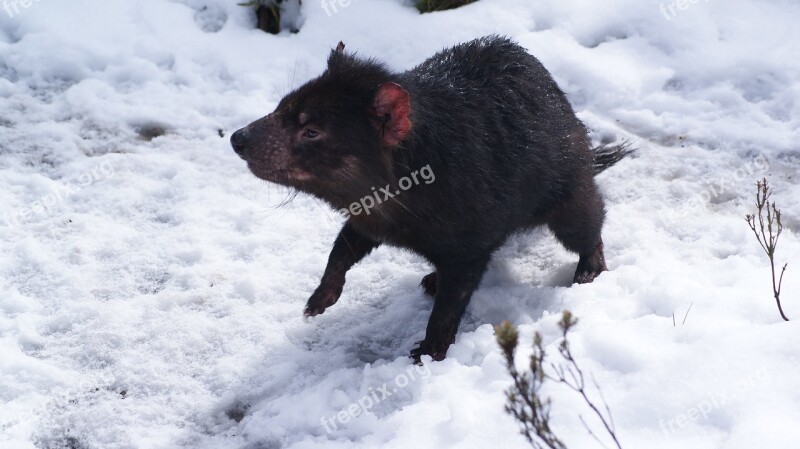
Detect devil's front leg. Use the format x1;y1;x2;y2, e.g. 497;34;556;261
304;222;380;317
411;257;489;362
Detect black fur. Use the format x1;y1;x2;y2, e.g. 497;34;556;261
230;36;630;362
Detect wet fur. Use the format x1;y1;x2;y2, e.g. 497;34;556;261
231;36;631;361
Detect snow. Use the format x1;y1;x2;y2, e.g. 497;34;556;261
1;0;799;448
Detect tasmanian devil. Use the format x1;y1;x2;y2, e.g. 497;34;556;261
230;36;630;362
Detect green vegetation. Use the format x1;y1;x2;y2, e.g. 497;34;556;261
238;0;284;34
416;0;479;13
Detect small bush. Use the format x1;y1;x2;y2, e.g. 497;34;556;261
496;312;623;449
746;178;790;321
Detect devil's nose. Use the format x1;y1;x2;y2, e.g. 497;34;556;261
230;128;249;156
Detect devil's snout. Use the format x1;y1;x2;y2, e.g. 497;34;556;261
230;128;249;158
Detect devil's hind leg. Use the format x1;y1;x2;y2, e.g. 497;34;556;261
546;180;608;284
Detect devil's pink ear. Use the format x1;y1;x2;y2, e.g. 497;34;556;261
373;82;412;146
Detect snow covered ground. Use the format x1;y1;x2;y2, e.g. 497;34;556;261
1;0;799;448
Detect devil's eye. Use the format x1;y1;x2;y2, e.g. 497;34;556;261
303;128;320;139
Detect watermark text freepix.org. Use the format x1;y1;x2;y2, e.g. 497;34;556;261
321;363;431;433
2;161;116;229
659;368;770;434
338;164;435;218
660;0;712;21
3;0;44;18
320;0;359;17
664;153;769;223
